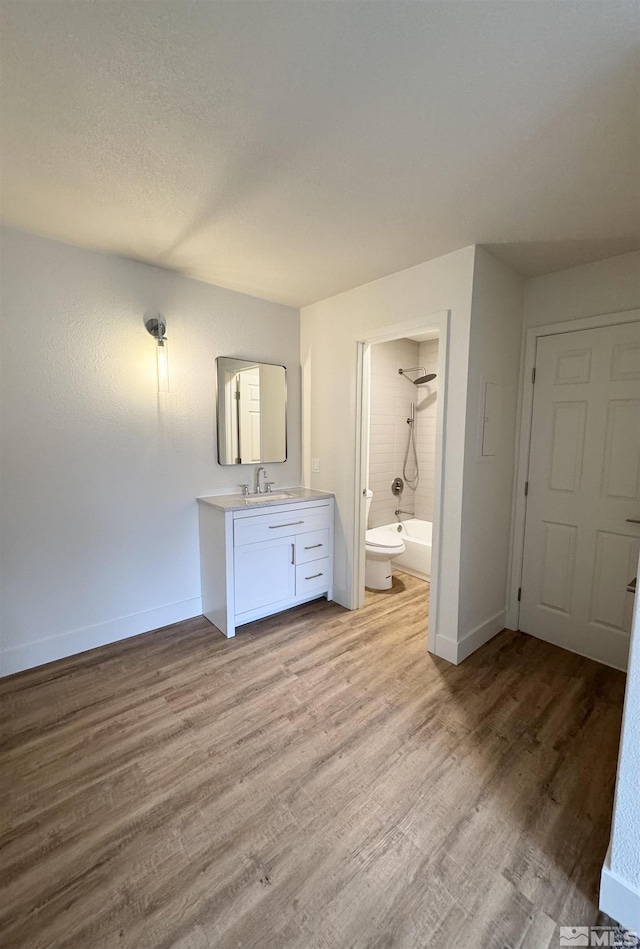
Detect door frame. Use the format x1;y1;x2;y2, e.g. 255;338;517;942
506;307;640;631
353;310;449;654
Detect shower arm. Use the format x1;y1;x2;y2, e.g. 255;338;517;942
399;367;437;386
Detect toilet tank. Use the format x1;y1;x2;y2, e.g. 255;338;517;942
365;489;373;526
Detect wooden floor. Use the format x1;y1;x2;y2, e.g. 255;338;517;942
0;573;626;949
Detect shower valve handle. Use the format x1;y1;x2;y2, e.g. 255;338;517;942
391;477;404;496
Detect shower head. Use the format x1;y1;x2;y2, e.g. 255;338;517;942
399;367;437;386
414;373;437;385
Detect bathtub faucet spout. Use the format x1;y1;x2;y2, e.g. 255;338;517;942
395;509;414;518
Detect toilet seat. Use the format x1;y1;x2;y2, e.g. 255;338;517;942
365;527;405;557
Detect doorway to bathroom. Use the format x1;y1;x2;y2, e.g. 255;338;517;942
353;312;449;653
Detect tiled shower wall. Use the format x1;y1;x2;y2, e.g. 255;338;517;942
414;339;439;521
368;337;439;529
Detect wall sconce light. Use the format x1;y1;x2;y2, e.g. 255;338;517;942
145;315;169;392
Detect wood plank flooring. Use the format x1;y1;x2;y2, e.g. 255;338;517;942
0;573;626;949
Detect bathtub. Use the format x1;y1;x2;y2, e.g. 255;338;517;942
387;518;432;581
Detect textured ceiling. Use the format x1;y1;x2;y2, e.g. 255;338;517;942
1;1;638;307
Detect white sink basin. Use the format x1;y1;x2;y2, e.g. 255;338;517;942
244;492;292;503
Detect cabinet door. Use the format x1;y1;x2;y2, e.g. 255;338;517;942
234;536;295;615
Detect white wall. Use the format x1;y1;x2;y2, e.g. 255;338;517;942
0;227;300;675
301;245;476;651
458;247;524;659
610;559;640;895
601;551;640;931
524;251;640;327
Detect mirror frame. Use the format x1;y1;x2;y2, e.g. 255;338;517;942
216;356;288;466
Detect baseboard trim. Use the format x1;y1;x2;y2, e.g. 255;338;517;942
456;610;506;663
0;597;203;677
600;849;640;932
433;613;506;665
433;634;458;664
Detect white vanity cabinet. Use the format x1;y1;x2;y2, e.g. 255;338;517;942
198;491;334;637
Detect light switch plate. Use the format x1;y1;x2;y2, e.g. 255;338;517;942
311;458;320;473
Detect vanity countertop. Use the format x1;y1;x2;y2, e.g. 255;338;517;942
197;486;334;513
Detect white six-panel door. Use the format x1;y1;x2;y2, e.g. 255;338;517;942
239;368;261;463
520;321;640;669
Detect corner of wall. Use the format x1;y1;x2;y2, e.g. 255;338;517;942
457;247;524;650
299;246;477;638
0;597;203;677
600;847;640;933
602;565;640;927
0;227;302;676
523;251;640;328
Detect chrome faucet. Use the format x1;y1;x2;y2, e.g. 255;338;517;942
255;466;268;494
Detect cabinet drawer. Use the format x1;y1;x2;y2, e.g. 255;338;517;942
234;506;331;546
295;529;330;565
295;558;331;597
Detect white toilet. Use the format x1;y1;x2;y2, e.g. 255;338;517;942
364;489;406;590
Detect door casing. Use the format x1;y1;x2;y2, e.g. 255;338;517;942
353;310;449;656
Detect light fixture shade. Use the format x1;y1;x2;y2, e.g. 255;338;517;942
145;314;169;393
156;338;169;392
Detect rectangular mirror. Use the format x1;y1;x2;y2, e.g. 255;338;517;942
216;357;287;465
